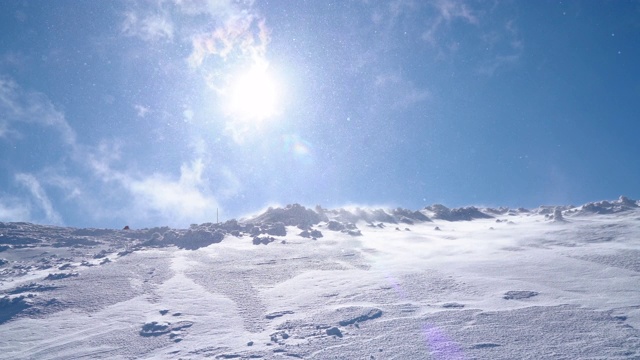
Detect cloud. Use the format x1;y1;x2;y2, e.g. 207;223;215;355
174;0;237;17
422;0;478;46
374;72;431;109
0;196;31;222
134;104;151;117
0;75;76;146
477;19;524;76
86;142;222;227
15;173;63;225
433;0;478;24
127;159;219;224
121;11;174;41
0;74;228;227
187;12;270;68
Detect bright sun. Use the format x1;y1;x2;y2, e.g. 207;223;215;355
226;63;281;122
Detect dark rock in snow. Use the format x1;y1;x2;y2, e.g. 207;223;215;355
503;291;539;300
250;204;325;228
392;208;431;222
139;321;193;337
326;327;343;338
546;208;566;222
93;250;108;259
343;229;362;236
8;283;59;294
338;308;383;326
327;221;345;231
399;216;414;225
253;236;275;245
264;222;286;236
45;272;79;280
0;295;33;324
425;204;493;221
249;226;261;237
442;302;465;308
173;229;225;250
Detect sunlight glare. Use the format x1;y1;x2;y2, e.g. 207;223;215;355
226;63;281;123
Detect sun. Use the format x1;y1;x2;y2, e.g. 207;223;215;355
226;62;281;123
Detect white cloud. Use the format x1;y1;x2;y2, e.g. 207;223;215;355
0;196;31;222
173;0;236;16
477;19;524;76
127;159;219;224
422;0;478;46
121;11;174;42
433;0;478;24
0;76;76;146
374;72;431;109
86;143;222;227
187;12;270;68
15;173;63;225
134;104;151;117
478;53;521;76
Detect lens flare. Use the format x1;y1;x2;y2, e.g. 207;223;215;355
283;134;313;163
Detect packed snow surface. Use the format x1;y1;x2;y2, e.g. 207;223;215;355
1;197;640;359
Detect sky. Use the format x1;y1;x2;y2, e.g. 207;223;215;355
0;0;639;228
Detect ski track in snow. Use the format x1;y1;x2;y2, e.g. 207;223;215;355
1;200;640;359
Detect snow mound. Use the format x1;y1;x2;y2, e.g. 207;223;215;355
575;195;639;215
545;208;567;223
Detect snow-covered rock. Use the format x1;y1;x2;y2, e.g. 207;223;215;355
423;204;493;221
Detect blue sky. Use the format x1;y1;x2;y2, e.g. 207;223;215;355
0;0;638;228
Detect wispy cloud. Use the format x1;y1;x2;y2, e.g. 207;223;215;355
374;72;431;109
87;149;221;226
121;11;174;42
128;160;219;224
0;74;230;227
134;104;151;118
0;75;76;146
187;12;269;67
477;19;524;76
422;0;478;45
0;196;32;222
15;173;63;225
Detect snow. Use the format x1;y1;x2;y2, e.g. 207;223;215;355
1;198;640;359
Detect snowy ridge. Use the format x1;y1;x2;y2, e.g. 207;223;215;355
1;197;640;359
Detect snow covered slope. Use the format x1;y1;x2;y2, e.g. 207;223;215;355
1;198;639;359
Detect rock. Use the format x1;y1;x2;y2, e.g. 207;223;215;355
265;222;286;236
249;204;325;228
326;327;343;338
503;290;539;300
174;229;225;250
327;221;345;231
